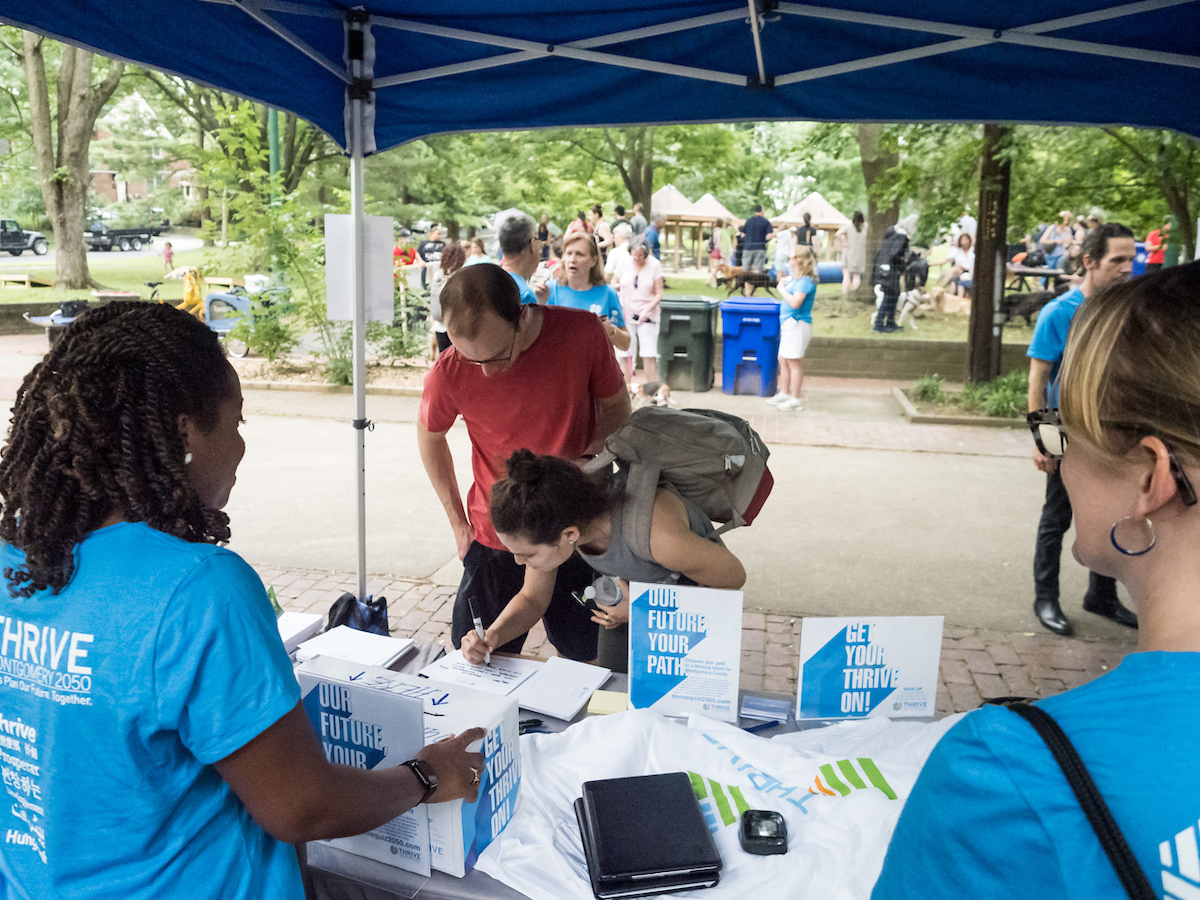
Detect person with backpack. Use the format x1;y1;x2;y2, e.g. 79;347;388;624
464;449;746;672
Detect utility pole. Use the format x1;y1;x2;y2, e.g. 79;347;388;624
967;124;1012;383
268;107;281;270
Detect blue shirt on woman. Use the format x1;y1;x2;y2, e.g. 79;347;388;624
0;522;303;900
873;652;1200;900
547;282;625;326
780;275;816;324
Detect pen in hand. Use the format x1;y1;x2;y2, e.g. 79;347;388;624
467;597;491;666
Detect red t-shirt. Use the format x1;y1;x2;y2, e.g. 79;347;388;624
1146;229;1165;265
420;306;626;550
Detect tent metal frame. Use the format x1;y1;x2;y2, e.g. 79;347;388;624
223;0;1200;100
214;0;1200;598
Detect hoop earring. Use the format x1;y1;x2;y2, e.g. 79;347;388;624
1110;515;1155;556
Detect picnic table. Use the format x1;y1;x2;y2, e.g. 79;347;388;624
1006;265;1065;293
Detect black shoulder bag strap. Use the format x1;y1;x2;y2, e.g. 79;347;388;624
1007;702;1156;900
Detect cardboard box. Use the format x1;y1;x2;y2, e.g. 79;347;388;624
296;655;521;877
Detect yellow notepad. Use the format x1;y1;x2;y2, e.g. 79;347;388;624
587;690;629;715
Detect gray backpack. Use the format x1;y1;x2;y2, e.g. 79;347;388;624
582;407;774;560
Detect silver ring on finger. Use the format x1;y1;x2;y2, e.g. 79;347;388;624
470;767;480;786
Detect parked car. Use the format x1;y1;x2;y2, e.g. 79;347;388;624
84;220;164;252
0;220;49;256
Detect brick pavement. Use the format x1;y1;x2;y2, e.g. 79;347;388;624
266;564;1137;718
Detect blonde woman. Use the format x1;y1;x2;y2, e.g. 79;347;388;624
767;245;817;411
874;264;1200;899
546;232;629;351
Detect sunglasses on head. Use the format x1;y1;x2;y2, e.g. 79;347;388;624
1027;408;1197;506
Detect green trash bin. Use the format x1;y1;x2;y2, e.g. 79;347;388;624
657;295;720;392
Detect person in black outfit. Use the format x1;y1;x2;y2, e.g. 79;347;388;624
871;223;910;333
417;225;446;288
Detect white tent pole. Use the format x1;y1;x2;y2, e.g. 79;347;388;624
746;0;767;86
347;15;369;603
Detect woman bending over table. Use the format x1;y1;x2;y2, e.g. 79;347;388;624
873;264;1200;900
461;450;745;673
0;302;484;900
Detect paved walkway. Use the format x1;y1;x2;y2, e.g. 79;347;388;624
265;564;1137;718
0;333;1137;718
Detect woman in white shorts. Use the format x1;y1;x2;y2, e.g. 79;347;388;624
768;245;817;412
615;236;663;382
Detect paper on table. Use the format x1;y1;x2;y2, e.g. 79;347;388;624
295;626;414;668
277;611;324;655
514;657;610;721
587;690;629;715
417;650;542;696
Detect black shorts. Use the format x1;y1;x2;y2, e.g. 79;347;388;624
450;542;599;661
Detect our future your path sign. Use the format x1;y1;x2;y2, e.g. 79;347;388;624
797;616;943;721
629;583;743;723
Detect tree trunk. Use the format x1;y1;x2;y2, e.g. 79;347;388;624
605;127;653;215
857;124;899;301
21;33;123;290
968;124;1012;384
196;120;213;240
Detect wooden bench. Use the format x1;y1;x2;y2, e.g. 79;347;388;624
204;276;243;294
0;274;31;289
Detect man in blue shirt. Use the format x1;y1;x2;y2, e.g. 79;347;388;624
644;213;664;260
1027;222;1137;635
498;215;548;306
739;204;774;276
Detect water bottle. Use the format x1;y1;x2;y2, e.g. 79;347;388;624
584;576;622;607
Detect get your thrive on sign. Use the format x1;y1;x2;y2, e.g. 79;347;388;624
796;617;943;720
629;583;743;723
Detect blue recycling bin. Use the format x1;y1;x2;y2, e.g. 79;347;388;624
1132;241;1147;276
719;298;780;396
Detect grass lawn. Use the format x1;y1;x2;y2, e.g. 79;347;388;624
662;275;1035;345
0;246;243;305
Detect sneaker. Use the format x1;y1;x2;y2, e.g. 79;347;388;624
776;397;802;411
766;392;789;405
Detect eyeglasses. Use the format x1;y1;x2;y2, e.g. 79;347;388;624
1027;408;1197;506
453;325;519;367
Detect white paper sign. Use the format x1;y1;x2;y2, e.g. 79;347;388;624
628;583;742;723
796;616;943;721
325;213;395;322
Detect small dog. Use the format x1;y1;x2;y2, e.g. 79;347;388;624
870;284;922;330
1000;284;1069;326
630;381;671;409
712;264;778;298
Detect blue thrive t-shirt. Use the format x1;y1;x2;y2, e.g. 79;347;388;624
0;523;302;900
506;270;539;306
780;275;816;324
872;652;1200;900
547;282;625;325
1026;286;1084;407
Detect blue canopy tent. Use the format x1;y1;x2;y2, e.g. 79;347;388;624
5;0;1199;598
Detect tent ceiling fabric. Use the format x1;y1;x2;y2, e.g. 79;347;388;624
4;0;1200;153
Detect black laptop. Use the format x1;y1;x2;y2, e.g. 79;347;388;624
574;773;722;899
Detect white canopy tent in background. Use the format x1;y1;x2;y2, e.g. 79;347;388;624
6;0;1198;598
694;193;738;223
775;192;854;258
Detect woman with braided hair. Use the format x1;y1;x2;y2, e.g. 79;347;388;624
461;449;745;672
0;301;484;900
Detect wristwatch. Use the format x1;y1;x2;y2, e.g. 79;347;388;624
400;758;439;804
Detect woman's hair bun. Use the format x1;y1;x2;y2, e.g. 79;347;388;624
506;448;544;483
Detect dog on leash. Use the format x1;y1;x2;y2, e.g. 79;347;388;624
1000;284;1070;327
870;284;922;330
712;264;778;298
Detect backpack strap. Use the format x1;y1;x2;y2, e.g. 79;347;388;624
1006;703;1155;900
619;462;661;561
